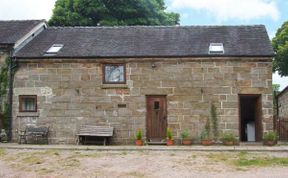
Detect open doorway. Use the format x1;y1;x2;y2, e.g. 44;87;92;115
239;94;263;142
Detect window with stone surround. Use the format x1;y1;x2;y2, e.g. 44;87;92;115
102;64;126;84
19;95;37;112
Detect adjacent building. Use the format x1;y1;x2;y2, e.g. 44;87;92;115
0;20;46;130
278;86;288;118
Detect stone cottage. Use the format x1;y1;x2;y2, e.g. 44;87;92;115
0;20;46;130
12;25;274;144
278;86;288;118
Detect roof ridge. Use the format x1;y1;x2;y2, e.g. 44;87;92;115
48;24;265;29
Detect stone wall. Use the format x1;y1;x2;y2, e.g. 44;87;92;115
278;89;288;118
12;58;273;144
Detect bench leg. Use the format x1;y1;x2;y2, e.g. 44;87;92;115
76;136;80;145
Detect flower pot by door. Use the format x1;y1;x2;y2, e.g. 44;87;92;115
263;140;276;146
135;140;143;146
182;139;192;145
167;139;174;146
201;139;213;146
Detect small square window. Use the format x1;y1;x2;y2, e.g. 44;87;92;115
103;64;126;84
154;101;160;110
19;95;37;112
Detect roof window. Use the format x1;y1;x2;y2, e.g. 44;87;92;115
209;43;224;54
46;44;63;54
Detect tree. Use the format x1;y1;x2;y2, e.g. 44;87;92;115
272;84;280;114
49;0;180;26
272;21;288;76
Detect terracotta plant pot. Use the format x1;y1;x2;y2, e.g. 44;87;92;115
201;139;213;146
167;139;174;146
263;140;276;146
182;139;192;145
135;140;143;146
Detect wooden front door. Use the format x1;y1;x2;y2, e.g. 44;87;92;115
146;96;167;140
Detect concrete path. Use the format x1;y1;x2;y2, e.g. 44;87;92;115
1;143;288;152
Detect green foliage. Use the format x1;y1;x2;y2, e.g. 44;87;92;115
201;103;219;140
272;20;288;76
0;57;17;131
180;129;189;139
2;103;9;130
273;84;280;113
0;148;5;156
235;156;288;167
263;131;277;141
200;130;210;140
221;133;236;142
0;58;9;98
135;129;142;140
204;117;210;135
166;128;172;140
49;0;180;26
210;103;219;139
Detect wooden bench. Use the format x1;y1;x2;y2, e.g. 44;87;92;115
18;126;49;144
76;125;114;145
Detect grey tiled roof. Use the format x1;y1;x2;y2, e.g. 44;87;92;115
0;20;45;45
15;25;274;58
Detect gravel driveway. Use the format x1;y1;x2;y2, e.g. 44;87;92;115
0;148;288;178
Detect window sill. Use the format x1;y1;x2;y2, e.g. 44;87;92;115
100;84;128;89
17;112;39;117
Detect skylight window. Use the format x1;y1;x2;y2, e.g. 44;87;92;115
46;44;63;54
209;43;224;54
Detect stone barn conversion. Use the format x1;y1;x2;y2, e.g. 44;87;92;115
12;25;274;144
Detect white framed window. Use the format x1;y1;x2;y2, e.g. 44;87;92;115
209;43;224;54
46;44;64;54
103;64;126;84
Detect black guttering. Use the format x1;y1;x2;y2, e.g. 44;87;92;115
15;54;275;59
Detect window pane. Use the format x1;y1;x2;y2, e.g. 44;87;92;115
105;65;124;83
154;101;160;110
25;98;35;111
19;96;36;112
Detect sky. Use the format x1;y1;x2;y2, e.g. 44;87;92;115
0;0;287;90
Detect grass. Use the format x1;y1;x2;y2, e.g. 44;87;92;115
22;155;44;165
36;168;55;174
207;152;288;169
127;171;146;178
235;156;288;167
0;148;5;156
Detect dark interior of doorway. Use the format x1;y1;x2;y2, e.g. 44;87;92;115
239;95;262;142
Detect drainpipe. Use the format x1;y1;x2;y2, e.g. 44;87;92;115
7;49;17;142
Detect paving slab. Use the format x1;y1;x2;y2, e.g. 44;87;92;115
1;143;288;152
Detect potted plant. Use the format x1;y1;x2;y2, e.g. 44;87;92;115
263;131;277;146
221;133;236;146
181;129;192;145
135;129;143;146
166;128;174;146
200;130;213;145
